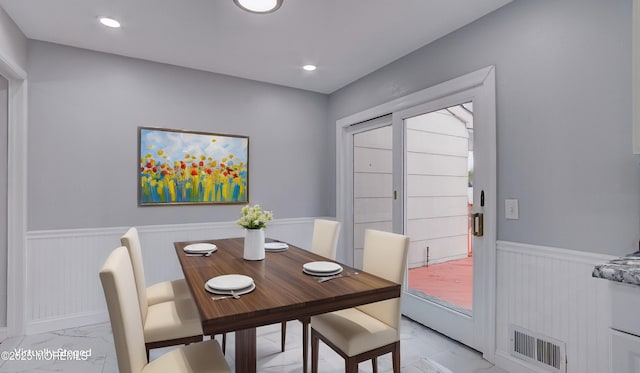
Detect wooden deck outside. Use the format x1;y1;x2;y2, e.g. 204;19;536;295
407;257;473;310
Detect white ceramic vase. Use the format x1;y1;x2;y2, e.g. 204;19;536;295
243;228;265;260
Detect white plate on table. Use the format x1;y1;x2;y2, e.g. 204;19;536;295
265;242;289;252
184;243;217;254
302;261;343;276
205;282;256;295
206;274;254;291
303;268;343;276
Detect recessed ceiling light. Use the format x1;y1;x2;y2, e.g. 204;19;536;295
98;17;121;28
303;65;317;71
234;0;283;14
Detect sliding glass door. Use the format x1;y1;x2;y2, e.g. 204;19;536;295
338;67;496;358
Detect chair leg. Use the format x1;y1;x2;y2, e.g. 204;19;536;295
209;334;227;354
222;333;226;354
302;318;310;373
372;357;378;373
346;356;358;373
281;321;287;352
392;341;400;373
146;347;150;361
311;330;319;373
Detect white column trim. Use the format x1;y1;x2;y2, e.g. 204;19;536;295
0;47;27;338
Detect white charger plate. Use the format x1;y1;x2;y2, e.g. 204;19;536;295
206;274;253;291
184;243;217;254
205;282;256;296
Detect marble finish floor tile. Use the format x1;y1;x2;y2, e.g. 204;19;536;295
0;317;508;372
0;323;114;373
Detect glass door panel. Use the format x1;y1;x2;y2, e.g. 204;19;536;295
352;125;393;269
405;102;474;315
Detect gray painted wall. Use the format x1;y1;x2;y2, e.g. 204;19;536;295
0;6;27;71
23;0;639;255
27;41;330;230
328;0;637;256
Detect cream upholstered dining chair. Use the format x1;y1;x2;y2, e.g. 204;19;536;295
310;229;409;373
280;219;341;370
121;227;227;353
121;227;190;306
309;219;341;260
99;246;231;373
120;228;206;357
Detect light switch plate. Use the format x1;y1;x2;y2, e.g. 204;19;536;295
505;199;519;220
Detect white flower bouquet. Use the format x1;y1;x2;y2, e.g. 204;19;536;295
237;204;273;230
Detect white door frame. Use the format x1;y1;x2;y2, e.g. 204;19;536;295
0;50;28;338
336;66;496;361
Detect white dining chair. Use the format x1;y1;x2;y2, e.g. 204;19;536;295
310;229;409;373
121;227;227;353
281;219;341;372
99;246;231;373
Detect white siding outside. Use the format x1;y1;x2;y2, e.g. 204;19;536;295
406;111;469;268
353;126;392;268
351;110;470;269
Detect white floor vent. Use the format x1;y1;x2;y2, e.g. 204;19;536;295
509;325;566;372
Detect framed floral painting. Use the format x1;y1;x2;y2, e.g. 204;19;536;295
138;127;249;205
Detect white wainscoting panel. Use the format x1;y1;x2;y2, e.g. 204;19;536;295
494;241;615;373
25;218;316;335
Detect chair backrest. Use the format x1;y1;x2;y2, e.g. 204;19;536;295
99;247;148;373
120;227;148;323
310;219;341;260
357;229;409;330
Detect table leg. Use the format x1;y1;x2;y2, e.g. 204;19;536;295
303;319;309;373
235;327;257;373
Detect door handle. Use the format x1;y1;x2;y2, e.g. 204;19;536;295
472;212;484;237
472;190;485;237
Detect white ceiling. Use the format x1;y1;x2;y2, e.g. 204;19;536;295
0;0;511;94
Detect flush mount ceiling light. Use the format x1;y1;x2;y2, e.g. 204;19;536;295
98;17;121;28
303;65;317;71
233;0;283;14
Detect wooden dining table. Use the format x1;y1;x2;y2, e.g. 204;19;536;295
174;237;401;373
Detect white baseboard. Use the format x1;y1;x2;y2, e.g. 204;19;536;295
494;349;539;373
0;327;9;342
25;311;110;336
